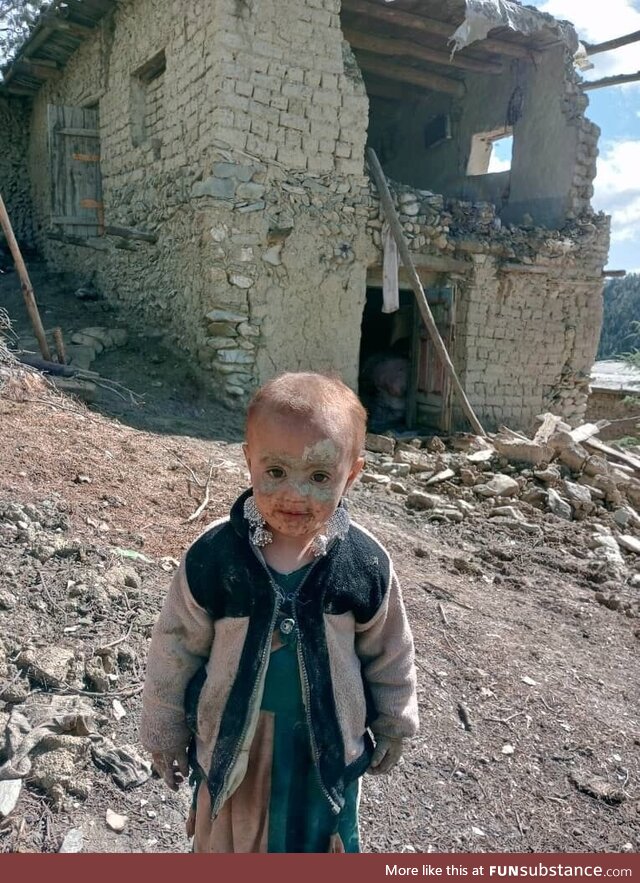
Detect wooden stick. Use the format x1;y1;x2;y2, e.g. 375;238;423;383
0;192;51;361
367;148;487;437
52;327;67;365
585;30;640;56
342;27;504;75
357;53;465;96
582;70;640;91
583;436;640;473
343;0;541;60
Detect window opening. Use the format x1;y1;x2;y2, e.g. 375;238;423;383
467;128;513;176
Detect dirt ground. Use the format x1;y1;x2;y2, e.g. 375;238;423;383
0;262;639;854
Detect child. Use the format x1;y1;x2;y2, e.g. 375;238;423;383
140;372;419;853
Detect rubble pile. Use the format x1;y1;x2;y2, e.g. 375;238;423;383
367;180;609;271
363;413;640;607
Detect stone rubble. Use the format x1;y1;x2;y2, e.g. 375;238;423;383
363;417;640;594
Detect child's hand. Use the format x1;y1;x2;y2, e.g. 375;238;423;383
368;736;404;775
151;749;189;791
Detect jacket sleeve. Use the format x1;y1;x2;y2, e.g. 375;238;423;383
355;567;419;739
140;556;215;753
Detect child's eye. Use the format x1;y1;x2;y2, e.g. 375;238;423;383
311;472;330;484
266;467;285;479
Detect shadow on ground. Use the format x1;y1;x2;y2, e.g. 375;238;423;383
1;257;244;442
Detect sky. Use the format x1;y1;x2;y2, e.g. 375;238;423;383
491;0;640;271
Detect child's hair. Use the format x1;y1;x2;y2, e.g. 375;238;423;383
246;372;367;460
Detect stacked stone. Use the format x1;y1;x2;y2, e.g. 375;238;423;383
0;96;33;245
569;118;600;218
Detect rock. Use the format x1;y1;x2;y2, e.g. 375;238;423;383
520;487;547;508
490;506;524;520
425;468;456;486
59;828;84;853
453;558;482;576
459;468;477;486
474;475;519;498
365;433;395;455
29;746;91;809
0;779;21;817
112;699;127;721
546;488;572;521
618;535;640;555
467;449;495;463
212;161;254;181
192;176;236;199
425;437;446;454
501;744;515;755
105;809;128;832
614;508;632;528
378;462;411;477
406;491;443;510
0;589;17;610
360;472;390;486
85;656;112;693
489;517;541;535
16;646;76;688
262;245;283;266
389;481;407;494
493;434;548;467
429;508;464;523
205;309;246;323
569;772;625;805
394;448;435;473
533;466;561;484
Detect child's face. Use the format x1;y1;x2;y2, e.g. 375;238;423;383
243;412;363;542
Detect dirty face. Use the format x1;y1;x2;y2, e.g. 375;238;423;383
243;412;363;542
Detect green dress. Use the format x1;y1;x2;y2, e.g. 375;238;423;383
260;564;361;853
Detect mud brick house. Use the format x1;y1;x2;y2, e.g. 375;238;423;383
0;0;610;433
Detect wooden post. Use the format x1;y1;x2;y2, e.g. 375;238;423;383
0;192;52;361
53;327;67;365
367;147;487;437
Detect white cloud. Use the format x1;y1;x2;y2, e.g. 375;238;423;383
535;0;640;81
592;138;640;246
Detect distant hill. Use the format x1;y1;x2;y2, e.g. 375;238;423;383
597;273;640;359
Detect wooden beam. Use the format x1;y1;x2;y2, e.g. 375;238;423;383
343;26;503;75
0;192;51;361
603;269;627;278
342;0;541;61
367;147;486;437
365;76;420;101
582;70;640;90
585;30;640;56
356;52;465;96
14;60;61;80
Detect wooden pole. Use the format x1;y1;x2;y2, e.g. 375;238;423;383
366;147;487;437
582;70;640;91
585;30;640;56
0;192;52;361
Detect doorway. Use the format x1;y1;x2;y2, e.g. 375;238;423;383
358;283;455;434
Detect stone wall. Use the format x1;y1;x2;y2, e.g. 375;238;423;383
20;0;610;430
587;388;640;440
0;95;34;245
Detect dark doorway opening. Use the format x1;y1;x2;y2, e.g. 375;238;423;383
358;287;414;434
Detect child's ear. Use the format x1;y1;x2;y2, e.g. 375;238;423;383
345;456;365;491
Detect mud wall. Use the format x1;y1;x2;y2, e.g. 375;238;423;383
0;95;34;245
22;0;609;429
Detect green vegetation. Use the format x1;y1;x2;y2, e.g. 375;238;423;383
597;273;640;360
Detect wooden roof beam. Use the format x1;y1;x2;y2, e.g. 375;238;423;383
363;74;428;102
584;30;640;55
582;69;640;90
342;0;542;61
343;27;504;74
355;52;465;96
14;59;62;80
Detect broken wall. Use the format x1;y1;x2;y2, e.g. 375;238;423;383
366;45;596;228
0;95;34;245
